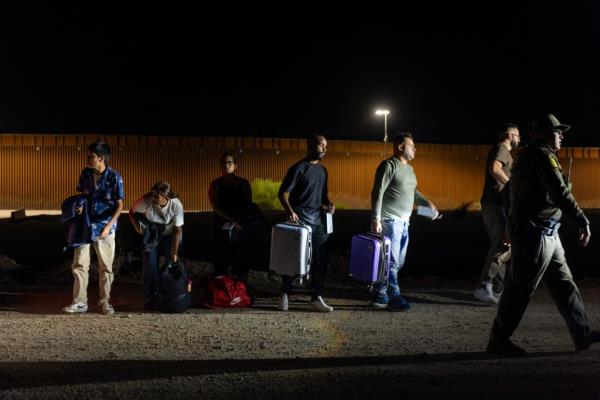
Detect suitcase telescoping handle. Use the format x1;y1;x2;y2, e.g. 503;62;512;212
378;235;389;288
297;220;312;284
364;231;389;291
303;233;312;284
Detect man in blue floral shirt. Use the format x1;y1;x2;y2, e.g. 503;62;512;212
63;141;124;315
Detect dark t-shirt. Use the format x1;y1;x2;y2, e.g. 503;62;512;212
481;144;513;204
209;175;252;224
279;160;328;226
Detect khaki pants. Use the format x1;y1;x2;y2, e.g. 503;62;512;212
71;234;116;306
491;228;590;345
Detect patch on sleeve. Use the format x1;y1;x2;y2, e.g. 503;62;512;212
548;155;559;169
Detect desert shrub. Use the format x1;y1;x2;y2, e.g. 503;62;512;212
251;178;283;210
334;202;349;210
250;180;362;210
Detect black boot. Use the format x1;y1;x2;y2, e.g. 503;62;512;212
486;334;526;357
575;330;600;352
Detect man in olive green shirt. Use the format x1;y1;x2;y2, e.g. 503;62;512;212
475;123;520;304
370;132;437;311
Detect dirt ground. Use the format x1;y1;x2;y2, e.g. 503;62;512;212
1;272;600;399
1;211;600;399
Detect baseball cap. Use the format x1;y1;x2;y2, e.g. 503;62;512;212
532;114;571;133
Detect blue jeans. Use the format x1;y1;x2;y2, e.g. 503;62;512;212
374;219;410;298
142;234;174;308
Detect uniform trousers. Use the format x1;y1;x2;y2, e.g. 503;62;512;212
491;226;590;345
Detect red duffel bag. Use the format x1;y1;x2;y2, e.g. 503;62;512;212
202;276;252;308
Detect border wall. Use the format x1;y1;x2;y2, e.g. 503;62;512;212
1;134;599;211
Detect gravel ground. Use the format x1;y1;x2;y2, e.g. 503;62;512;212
1;274;600;399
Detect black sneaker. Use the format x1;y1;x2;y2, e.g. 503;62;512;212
389;295;411;312
575;330;600;352
486;338;526;357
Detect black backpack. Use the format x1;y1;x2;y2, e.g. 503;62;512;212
156;261;191;313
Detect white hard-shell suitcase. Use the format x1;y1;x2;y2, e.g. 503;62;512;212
269;222;312;281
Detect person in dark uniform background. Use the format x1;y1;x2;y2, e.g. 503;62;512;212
474;123;520;304
209;152;264;283
487;113;599;356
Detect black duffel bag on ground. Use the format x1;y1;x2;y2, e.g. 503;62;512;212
156;260;192;313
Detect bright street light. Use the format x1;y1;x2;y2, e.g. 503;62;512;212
375;109;390;156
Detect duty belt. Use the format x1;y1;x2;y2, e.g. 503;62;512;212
528;220;560;237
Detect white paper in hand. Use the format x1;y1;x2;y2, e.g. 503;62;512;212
417;206;440;220
326;212;334;234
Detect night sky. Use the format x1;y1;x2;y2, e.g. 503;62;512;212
1;3;599;145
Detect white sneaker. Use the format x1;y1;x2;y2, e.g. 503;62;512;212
278;293;289;311
310;296;334;312
62;302;88;314
474;283;499;304
101;303;115;315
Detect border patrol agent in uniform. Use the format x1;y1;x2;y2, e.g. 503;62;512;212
487;114;599;356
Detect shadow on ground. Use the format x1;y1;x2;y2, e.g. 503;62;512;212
0;351;580;391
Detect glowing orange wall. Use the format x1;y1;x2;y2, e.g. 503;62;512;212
0;134;598;210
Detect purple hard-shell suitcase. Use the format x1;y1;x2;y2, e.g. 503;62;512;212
349;232;391;284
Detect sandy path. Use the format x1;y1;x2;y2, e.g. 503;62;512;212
1;277;600;399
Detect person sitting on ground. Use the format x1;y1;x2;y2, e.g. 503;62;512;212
129;181;184;310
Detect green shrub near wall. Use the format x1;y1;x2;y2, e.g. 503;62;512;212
251;178;283;210
251;178;351;210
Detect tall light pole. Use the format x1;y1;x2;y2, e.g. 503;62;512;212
375;109;390;156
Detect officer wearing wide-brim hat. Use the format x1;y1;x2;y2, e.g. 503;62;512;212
486;113;599;356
